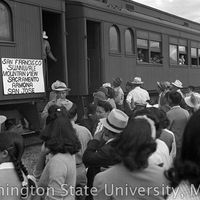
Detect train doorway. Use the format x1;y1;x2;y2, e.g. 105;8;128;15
42;11;66;91
87;21;101;94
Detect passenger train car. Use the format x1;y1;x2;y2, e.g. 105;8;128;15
1;0;200;132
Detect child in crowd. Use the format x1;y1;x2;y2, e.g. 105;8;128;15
0;131;36;199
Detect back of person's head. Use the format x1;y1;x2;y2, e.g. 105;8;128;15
97;100;113;113
131;108;160;132
113;77;122;88
166;109;200;188
168;91;182;105
147;107;170;130
46;105;68;125
106;86;115;99
0;132;36;196
41;106;81;155
114;117;156;171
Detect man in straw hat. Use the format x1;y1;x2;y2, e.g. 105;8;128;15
171;80;184;98
83;109;128;199
41;80;73;126
126;77;150;110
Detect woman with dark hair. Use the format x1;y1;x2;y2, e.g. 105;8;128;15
132;107;176;169
93;100;113;136
93;116;169;200
33;105;81;200
166;110;200;199
0;132;36;199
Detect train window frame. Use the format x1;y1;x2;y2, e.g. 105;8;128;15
125;28;134;55
136;30;163;65
191;47;198;66
109;25;120;54
169;37;188;67
0;0;13;42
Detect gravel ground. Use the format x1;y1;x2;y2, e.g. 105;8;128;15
22;144;41;175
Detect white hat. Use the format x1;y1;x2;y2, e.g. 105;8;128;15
0;115;7;124
42;31;48;39
51;80;71;91
184;93;200;108
132;77;144;85
100;109;128;133
171;80;183;88
102;83;111;88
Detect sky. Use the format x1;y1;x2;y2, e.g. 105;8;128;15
133;0;200;23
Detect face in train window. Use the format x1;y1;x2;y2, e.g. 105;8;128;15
137;39;148;62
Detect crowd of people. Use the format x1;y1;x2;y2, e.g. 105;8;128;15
0;77;200;200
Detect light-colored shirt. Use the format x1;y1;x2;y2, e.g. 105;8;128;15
126;86;150;110
36;153;76;200
167;181;200;200
72;123;93;165
114;86;124;105
149;139;171;169
0;162;26;200
94;163;169;200
167;106;189;151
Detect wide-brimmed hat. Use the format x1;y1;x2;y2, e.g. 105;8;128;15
171;80;183;88
184;93;200;108
51;80;71;91
132;77;144;85
42;31;48;39
0;115;7;124
100;109;128;133
93;91;107;101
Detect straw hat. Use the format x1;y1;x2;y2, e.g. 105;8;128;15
42;31;48;39
132;77;144;85
51;80;71;91
100;109;128;133
184;93;200;108
171;80;183;88
0;115;7;124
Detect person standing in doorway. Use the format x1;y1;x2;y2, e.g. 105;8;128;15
42;31;57;89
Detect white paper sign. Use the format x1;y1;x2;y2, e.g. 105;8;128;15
1;58;45;95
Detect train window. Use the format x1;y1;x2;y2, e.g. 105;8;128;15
170;44;188;66
191;48;197;66
0;1;13;41
137;39;148;62
170;45;178;65
198;49;200;66
136;31;162;64
125;29;134;54
178;45;187;65
109;25;120;52
150;41;162;64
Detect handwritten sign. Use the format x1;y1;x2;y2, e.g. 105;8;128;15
1;58;45;95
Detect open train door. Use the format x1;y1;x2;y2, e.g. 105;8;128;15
86;20;102;94
42;10;67;91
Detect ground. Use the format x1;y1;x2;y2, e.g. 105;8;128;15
22;144;41;175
